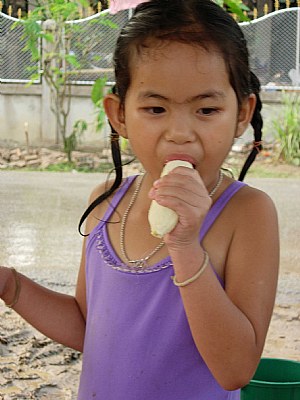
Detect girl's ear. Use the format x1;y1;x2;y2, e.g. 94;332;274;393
235;94;257;138
103;94;128;138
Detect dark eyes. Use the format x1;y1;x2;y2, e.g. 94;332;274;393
147;107;165;114
143;107;218;115
199;108;218;115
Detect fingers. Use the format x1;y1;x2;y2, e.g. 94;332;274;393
149;167;209;207
148;167;212;243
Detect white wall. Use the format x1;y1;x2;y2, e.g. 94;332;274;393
0;83;110;148
0;84;294;148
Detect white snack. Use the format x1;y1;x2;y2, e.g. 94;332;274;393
148;160;193;238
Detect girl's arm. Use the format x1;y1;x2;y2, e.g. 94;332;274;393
0;183;105;352
151;169;279;391
173;192;278;390
0;245;87;352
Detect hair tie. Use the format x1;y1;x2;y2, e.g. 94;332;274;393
108;118;118;136
111;132;120;142
253;140;263;153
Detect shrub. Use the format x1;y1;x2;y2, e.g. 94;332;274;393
273;92;300;166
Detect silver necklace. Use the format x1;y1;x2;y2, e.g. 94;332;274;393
209;170;224;197
120;174;164;268
120;170;224;269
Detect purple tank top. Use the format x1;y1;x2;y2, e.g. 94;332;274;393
77;176;245;399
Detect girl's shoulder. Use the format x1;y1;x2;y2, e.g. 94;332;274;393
211;176;278;240
224;180;278;233
231;182;276;211
203;179;279;283
84;176;136;235
216;175;277;216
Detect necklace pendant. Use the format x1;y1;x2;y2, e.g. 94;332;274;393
130;259;148;270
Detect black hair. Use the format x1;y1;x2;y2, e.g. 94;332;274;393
78;0;263;235
238;71;263;181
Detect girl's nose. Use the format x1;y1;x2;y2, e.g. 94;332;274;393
164;113;196;144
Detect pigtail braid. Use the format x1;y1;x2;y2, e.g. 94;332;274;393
238;72;263;181
78;120;123;236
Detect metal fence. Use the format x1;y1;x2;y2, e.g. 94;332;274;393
66;10;129;84
1;7;300;89
0;12;39;82
0;9;129;84
240;7;300;90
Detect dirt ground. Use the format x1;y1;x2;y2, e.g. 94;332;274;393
0;306;82;399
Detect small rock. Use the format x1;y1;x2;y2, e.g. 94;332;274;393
24;154;39;162
9;160;26;168
10;154;21;162
26;159;41;167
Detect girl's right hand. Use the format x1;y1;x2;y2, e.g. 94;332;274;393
0;265;86;351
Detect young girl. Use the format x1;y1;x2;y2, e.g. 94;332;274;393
0;0;279;398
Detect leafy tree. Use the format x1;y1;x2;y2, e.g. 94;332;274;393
219;0;250;21
15;0;117;161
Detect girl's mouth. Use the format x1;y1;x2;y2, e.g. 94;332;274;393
164;154;196;168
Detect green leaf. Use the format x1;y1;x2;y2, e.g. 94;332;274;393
30;73;41;81
65;54;81;68
92;55;102;62
78;0;89;8
225;0;249;21
97;17;119;29
40;33;55;42
25;65;39;73
73;119;88;134
91;78;107;105
95;108;106;131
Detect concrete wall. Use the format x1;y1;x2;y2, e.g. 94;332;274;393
0;83;111;149
1;85;42;145
242;91;284;145
0;83;296;148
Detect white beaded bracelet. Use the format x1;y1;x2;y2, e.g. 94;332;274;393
171;251;209;287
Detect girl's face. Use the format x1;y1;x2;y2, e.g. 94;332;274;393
105;41;255;184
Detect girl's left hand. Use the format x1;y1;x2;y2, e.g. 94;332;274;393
0;266;15;305
148;167;212;251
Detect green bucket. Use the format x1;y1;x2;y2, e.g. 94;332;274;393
241;358;300;400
